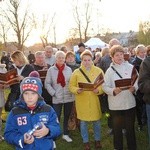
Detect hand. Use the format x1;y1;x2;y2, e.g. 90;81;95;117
33;122;49;138
17;75;24;81
113;87;122;96
93;88;99;94
129;86;135;93
77;88;84;94
24;133;34;144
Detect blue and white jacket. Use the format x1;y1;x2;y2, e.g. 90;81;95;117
4;99;61;150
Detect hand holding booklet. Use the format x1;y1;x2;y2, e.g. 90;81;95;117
114;67;138;90
0;68;19;86
78;73;104;91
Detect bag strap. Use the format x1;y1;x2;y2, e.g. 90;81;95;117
111;66;123;79
79;68;91;83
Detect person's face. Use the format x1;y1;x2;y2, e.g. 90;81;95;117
35;55;45;65
131;49;135;56
82;55;92;68
13;59;22;66
45;50;53;58
112;52;124;65
63;48;67;53
66;54;75;63
79;46;85;53
23;91;38;107
56;55;65;66
138;49;146;59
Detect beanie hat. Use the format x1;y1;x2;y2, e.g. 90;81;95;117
20;77;43;99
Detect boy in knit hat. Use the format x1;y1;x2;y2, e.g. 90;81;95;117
4;75;61;150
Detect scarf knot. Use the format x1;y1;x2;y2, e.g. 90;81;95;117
56;64;66;87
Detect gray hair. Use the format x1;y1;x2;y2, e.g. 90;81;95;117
55;51;66;58
44;46;53;52
35;51;45;57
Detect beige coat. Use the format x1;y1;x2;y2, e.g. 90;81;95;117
69;65;104;121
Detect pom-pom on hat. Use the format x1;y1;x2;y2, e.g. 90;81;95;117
29;71;40;78
20;77;43;99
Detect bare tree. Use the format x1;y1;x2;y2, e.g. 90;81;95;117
72;0;92;42
39;13;56;48
1;0;34;50
83;1;91;42
0;16;9;47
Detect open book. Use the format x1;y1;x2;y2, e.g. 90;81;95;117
0;68;19;86
115;67;138;90
78;73;104;91
38;70;48;81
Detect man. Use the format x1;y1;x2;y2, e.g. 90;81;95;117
27;51;35;64
60;46;68;53
44;46;56;66
32;51;52;106
75;42;85;64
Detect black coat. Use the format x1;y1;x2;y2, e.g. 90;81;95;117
138;57;150;104
132;56;143;72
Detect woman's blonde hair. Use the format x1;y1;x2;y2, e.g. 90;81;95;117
11;50;29;65
135;44;146;55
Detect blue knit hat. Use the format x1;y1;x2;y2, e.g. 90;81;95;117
20;77;43;99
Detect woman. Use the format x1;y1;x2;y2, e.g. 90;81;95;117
102;45;137;150
132;44;147;131
69;50;104;150
45;51;74;143
6;50;34;111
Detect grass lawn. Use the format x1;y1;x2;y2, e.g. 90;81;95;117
0;89;149;149
0;112;149;150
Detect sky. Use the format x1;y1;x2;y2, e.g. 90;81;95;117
1;0;150;46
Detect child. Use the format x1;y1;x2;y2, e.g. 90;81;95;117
0;64;7;142
4;76;61;150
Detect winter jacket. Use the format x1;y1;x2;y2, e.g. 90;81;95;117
45;64;74;104
69;64;104;121
102;62;138;110
138;56;150;104
4;99;61;150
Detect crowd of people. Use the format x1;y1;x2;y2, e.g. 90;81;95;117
0;40;150;150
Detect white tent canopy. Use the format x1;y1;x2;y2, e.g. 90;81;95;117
73;38;107;52
84;38;107;51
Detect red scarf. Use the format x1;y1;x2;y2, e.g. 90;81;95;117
56;63;66;87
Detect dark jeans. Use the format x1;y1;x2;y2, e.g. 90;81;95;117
135;92;147;126
53;102;73;135
110;107;136;150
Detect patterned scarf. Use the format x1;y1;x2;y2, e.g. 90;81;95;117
56;63;66;87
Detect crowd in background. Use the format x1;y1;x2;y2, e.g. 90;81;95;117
0;39;150;150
